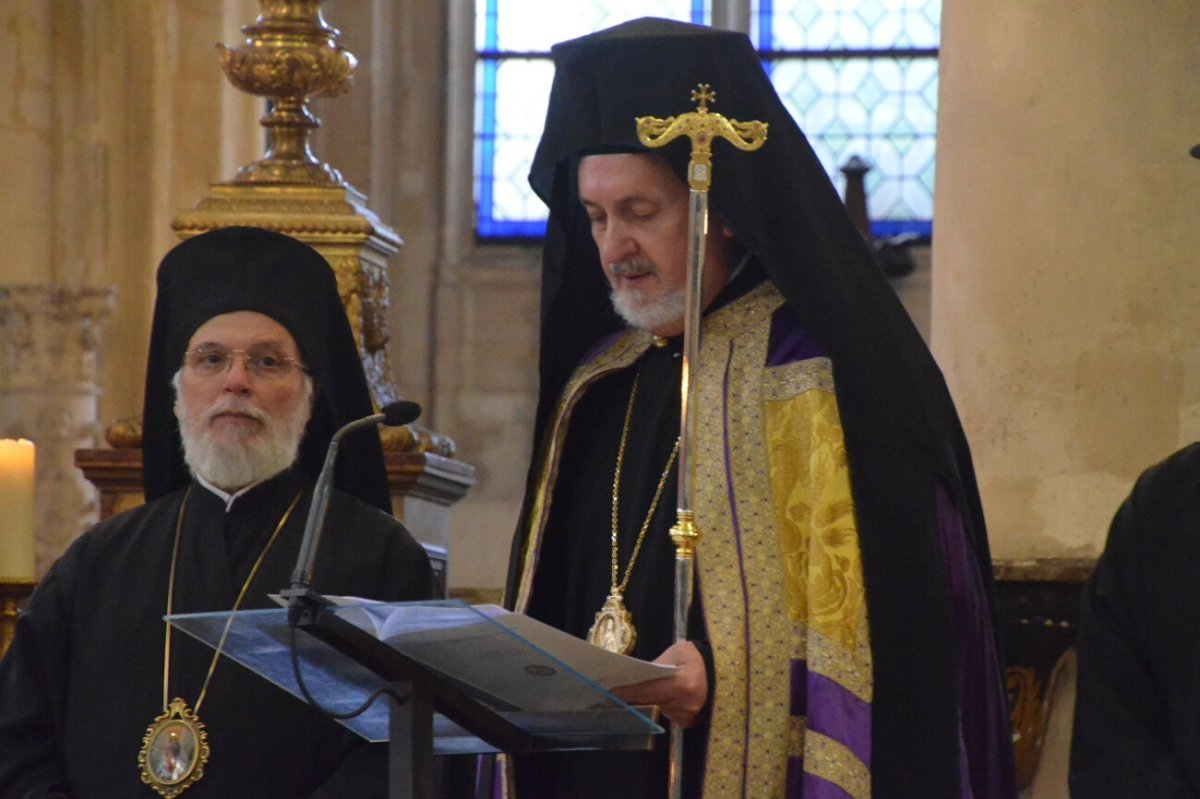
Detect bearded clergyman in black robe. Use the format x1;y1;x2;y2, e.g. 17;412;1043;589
503;18;1017;798
0;227;434;798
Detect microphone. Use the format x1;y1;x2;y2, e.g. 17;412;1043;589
284;400;421;625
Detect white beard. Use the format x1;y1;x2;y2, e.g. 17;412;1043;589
172;371;313;491
608;259;686;333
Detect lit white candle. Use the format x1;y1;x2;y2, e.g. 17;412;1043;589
0;439;35;581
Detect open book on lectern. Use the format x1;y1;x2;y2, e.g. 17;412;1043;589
327;599;675;711
169;599;669;748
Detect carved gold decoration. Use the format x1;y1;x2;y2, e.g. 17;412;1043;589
92;0;460;526
994;558;1094;790
1003;647;1080;782
173;185;395;358
1006;653;1075;790
105;416;143;449
218;0;356;186
669;510;700;559
379;424;453;456
1006;664;1043;788
0;579;37;660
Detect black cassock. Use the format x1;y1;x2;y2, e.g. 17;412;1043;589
517;339;710;799
0;469;433;798
1071;442;1200;797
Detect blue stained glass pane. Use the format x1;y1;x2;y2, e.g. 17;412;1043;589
474;59;556;230
873;219;931;238
475;0;495;50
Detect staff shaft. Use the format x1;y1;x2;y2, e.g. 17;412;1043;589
639;83;767;799
667;184;708;799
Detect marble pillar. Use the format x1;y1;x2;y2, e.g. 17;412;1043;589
0;285;115;577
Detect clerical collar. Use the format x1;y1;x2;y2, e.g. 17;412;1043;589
194;473;269;512
725;251;753;287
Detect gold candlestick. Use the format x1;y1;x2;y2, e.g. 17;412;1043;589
0;579;37;660
217;0;356;185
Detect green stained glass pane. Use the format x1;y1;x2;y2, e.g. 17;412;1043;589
919;65;940;111
919;157;936;196
856;0;885;29
774;67;820;115
889;118;917;155
854;74;886;115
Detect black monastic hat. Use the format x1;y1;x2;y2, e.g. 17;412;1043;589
141;226;391;513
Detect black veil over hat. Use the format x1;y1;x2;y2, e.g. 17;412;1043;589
523;18;1005;796
529;17;959;462
142;226;391;513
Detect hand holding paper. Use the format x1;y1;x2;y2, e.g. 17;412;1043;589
609;641;707;728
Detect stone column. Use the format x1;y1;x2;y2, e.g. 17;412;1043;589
0;285;115;577
933;0;1200;559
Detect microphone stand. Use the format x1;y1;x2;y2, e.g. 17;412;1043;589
277;400;432;799
282;401;420;626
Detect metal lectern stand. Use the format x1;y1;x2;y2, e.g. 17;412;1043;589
168;601;663;799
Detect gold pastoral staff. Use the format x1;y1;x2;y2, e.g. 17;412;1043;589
633;84;767;799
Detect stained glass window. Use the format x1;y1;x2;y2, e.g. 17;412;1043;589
474;1;708;238
754;0;940;237
474;0;939;240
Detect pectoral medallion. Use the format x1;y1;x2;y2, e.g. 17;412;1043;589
587;591;637;655
138;697;210;797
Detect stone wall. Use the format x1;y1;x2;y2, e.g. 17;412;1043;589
934;0;1200;561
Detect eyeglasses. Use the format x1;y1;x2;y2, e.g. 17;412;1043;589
182;345;309;380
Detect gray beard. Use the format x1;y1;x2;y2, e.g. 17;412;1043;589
608;260;686;333
172;371;313;491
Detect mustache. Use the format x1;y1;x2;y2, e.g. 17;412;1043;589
203;398;268;426
609;259;658;278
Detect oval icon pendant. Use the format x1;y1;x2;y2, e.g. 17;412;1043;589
138;697;210;797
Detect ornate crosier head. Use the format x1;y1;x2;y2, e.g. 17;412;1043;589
635;83;768;191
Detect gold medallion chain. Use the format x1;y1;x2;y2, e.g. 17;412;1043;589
587;367;679;655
